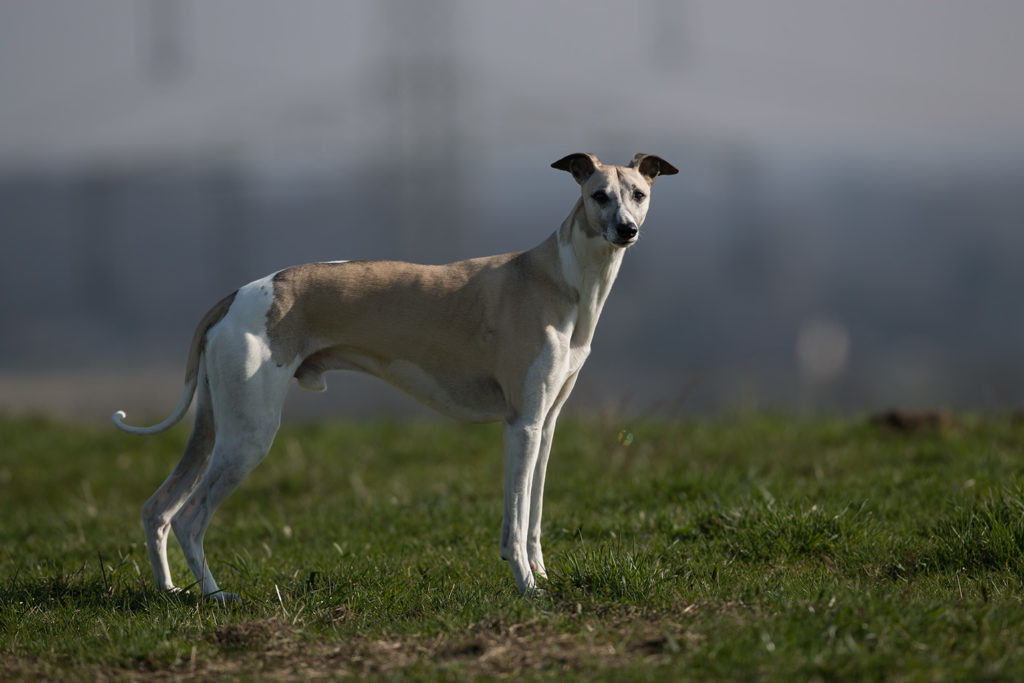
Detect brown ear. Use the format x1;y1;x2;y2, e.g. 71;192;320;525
551;153;601;184
630;154;679;184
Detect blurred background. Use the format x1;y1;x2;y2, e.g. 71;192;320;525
2;1;1023;421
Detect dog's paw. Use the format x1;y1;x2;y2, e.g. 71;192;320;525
205;591;242;605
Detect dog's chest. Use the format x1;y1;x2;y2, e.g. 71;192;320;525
553;305;596;377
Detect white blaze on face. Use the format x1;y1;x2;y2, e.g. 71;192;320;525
615;167;650;227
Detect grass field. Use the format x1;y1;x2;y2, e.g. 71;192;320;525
2;411;1024;680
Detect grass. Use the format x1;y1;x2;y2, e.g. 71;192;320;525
2;411;1024;679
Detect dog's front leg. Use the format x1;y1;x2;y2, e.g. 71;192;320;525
526;370;580;580
500;418;544;595
525;424;552;580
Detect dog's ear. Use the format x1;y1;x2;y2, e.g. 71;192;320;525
551;153;601;184
630;154;679;184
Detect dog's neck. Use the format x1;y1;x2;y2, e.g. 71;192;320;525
556;198;626;347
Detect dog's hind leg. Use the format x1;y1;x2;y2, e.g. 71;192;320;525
141;367;216;593
170;350;292;603
171;429;276;602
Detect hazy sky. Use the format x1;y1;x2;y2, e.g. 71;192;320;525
3;1;1024;417
1;1;1022;171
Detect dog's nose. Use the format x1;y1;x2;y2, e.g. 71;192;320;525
616;222;639;241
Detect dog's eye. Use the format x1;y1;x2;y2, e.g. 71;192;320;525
633;190;647;202
591;191;610;204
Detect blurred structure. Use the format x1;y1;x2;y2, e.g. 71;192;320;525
2;2;1024;420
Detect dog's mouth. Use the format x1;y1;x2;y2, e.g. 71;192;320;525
608;235;639;248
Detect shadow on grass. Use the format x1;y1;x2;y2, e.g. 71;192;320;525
1;571;202;612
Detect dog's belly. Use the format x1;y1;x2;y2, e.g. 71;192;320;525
295;349;506;423
380;360;506;422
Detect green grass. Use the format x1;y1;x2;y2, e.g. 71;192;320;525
2;412;1024;679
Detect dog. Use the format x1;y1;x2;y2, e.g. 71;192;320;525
113;152;678;601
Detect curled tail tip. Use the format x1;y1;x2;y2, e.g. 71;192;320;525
111;373;198;436
111;409;162;435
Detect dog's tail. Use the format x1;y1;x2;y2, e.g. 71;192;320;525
112;291;237;436
112;374;198;435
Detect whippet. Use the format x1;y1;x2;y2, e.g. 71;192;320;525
113;152;678;601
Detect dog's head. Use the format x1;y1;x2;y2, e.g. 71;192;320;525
552;153;678;247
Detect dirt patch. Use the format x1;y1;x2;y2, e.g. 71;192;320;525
106;613;706;679
211;617;296;652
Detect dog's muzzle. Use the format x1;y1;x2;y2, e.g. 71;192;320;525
611;222;639;246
